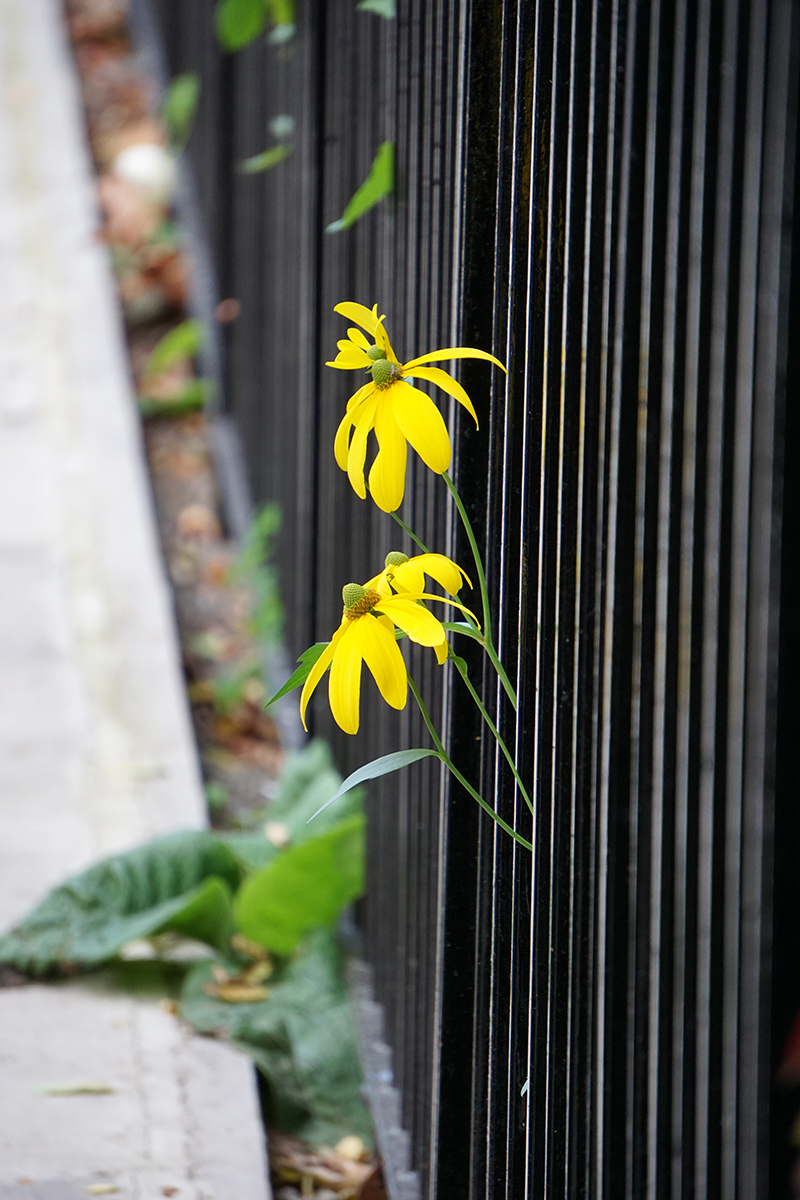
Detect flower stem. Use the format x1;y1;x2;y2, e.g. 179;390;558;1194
449;653;533;814
389;509;430;555
442;471;517;710
407;675;532;851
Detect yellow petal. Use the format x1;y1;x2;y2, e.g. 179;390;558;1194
390;382;451;474
434;636;449;665
328;621;364;734
354;616;407;710
348;327;371;351
346;393;379;499
326;358;369;370
374;316;399;365
334;302;382;335
375;597;446;647
386;560;425;594
395;553;469;595
404;366;479;428
368;397;407;512
299;628;345;730
401;347;506;373
334;385;375;470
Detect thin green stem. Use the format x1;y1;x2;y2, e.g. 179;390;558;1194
442;472;517;709
408;675;532;852
450;654;533;814
389;509;430;555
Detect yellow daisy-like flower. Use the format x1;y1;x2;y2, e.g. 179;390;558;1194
300;573;476;735
368;550;471;665
327;302;506;512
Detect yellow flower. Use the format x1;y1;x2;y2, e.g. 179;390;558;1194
368;550;471;665
327;302;506;512
300;576;477;735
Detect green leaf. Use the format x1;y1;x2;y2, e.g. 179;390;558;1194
0;832;243;975
326;141;394;233
265;643;329;707
138;379;213;419
162;73;200;153
215;0;268;50
144;319;205;376
221;740;364;872
268;0;295;28
180;929;373;1149
239;144;292;173
307;748;441;822
357;0;395;15
440;619;484;643
234;816;365;955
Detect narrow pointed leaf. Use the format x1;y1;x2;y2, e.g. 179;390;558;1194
240;144;292;173
308;748;441;822
327;142;394;233
265;643;330;708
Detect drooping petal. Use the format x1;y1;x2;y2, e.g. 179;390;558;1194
334;302;382;336
348;327;371;352
401;346;507;373
404;366;479;428
299;623;347;730
374;316;399;365
368;396;408;513
434;636;449;665
376;597;447;647
346;392;379;498
354;616;407;710
386;560;425;594
334;384;375;470
390;382;451;474
326;357;369;370
394;553;470;596
328;619;365;734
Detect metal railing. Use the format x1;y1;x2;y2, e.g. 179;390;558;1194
140;0;800;1194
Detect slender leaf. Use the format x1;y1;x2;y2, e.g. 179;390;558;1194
265;642;329;707
162;73;200;153
139;379;212;419
144;319;205;376
239;144;292;173
357;0;396;15
215;0;268;50
234;816;365;955
326;141;394;233
307;748;441;822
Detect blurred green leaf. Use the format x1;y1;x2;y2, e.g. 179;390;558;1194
234;816;365;955
215;0;268;49
139;378;213;419
240;144;292;173
162;73;200;153
357;0;396;15
0;833;242;974
181;929;372;1148
144;319;205;376
327;141;394;232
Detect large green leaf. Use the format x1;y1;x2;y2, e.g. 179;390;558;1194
221;740;364;873
326;141;394;233
234;816;365;955
215;0;268;49
181;929;372;1149
0;832;242;975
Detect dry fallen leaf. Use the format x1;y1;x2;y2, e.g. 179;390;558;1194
201;981;270;1003
36;1081;115;1095
161;1188;180;1196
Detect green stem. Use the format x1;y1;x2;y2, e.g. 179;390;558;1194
450;654;533;814
408;675;532;851
389;509;430;555
442;472;518;710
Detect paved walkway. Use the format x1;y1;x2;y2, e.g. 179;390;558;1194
0;0;270;1195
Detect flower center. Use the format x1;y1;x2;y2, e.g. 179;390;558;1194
385;551;409;566
366;345;386;361
342;583;382;619
370;357;401;389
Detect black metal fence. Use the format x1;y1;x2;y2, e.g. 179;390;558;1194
138;0;800;1194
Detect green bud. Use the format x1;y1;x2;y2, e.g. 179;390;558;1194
371;357;398;388
342;583;368;608
367;344;386;361
385;551;409;567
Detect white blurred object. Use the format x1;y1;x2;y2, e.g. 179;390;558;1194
112;142;177;205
